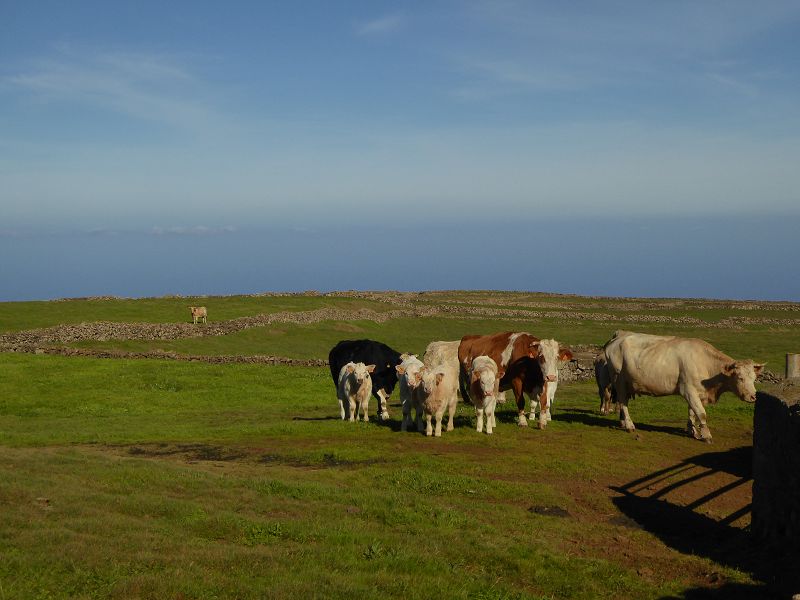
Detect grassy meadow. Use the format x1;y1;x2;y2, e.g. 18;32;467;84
1;291;797;599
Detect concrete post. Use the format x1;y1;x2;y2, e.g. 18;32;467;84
787;353;800;379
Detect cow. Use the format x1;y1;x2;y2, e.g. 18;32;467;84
395;354;425;432
526;339;573;423
458;331;565;429
412;365;459;437
337;362;375;422
468;356;499;434
603;330;765;443
328;340;403;421
189;306;207;324
594;350;615;415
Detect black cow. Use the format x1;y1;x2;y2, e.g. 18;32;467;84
328;339;403;420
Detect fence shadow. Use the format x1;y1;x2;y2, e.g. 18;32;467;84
611;446;799;599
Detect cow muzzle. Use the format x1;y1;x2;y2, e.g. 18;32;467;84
545;374;557;383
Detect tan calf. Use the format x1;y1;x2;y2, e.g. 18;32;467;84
412;366;458;437
337;362;375;422
189;306;207;324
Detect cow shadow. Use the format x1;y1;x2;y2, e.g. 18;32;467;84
553;408;687;437
612;446;799;599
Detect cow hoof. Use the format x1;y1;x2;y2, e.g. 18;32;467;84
538;422;547;430
518;416;528;427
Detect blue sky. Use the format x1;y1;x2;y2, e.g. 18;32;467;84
1;2;799;299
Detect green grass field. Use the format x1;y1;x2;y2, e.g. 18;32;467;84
1;291;796;599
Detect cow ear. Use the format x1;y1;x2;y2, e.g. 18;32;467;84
559;348;574;361
346;364;355;374
414;372;422;383
366;364;376;373
754;363;766;374
400;353;410;361
497;368;505;379
723;362;736;375
470;370;479;383
435;372;444;385
396;365;406;376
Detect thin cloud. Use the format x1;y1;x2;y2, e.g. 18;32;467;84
356;14;404;36
4;48;223;131
150;226;237;236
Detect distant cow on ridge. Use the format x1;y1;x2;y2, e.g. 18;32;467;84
189;306;207;324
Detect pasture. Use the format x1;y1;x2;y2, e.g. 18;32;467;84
1;291;798;599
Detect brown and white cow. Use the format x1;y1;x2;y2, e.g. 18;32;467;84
189;306;207;325
527;339;573;423
337;362;375;422
603;330;764;442
468;356;499;434
458;331;549;428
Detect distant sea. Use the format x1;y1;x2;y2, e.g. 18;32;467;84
1;216;798;302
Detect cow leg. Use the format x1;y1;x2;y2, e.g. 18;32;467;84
425;413;433;437
338;398;345;420
545;381;557;422
512;379;528;427
435;407;444;437
362;396;370;422
615;379;635;431
401;393;410;432
536;387;549;430
446;396;456;432
486;396;496;435
685;393;712;443
348;397;356;422
376;390;390;420
528;395;539;422
476;406;484;433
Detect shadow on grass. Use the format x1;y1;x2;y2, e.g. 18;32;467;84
554;407;687;436
611;446;799;599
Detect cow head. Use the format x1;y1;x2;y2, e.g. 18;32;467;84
722;360;765;403
420;368;446;396
470;357;498;399
350;362;375;386
536;339;572;383
396;359;423;389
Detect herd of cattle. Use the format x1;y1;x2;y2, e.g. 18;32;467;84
330;331;765;443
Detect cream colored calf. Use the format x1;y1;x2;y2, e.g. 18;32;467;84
395;354;425;432
412;366;458;437
337;362;375;422
468;356;499;434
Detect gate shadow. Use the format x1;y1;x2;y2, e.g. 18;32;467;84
610;446;799;599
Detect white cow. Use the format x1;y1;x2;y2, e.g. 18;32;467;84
603;330;764;442
468;356;499;434
337;362;375;422
412;366;459;437
527;339;573;423
395;354;425;432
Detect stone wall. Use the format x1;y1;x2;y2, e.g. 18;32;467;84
752;385;800;544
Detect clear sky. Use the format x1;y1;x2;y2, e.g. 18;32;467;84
1;2;799;300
